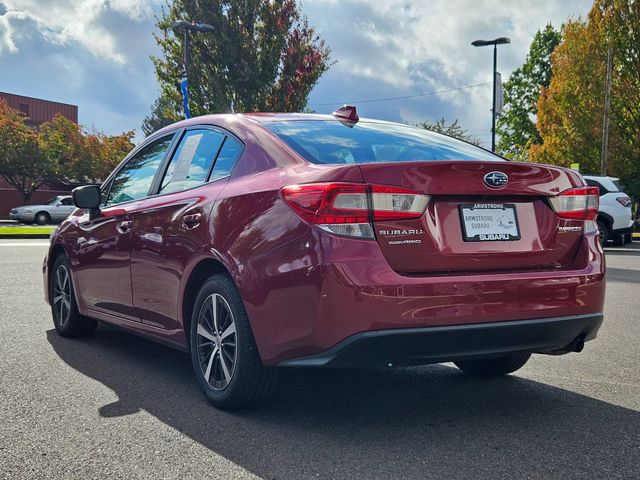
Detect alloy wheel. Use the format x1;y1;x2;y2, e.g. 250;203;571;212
53;265;72;327
196;293;237;390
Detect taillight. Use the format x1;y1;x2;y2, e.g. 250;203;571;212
281;183;429;238
549;186;599;221
616;196;632;207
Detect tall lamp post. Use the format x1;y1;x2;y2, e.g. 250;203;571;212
471;37;510;152
172;20;215;119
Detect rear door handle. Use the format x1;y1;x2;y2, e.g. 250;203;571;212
117;220;133;234
181;212;202;230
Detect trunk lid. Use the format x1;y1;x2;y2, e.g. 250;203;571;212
358;161;587;275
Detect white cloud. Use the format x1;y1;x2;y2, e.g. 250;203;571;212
304;0;592;147
0;0;158;63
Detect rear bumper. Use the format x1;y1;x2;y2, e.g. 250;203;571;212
279;313;604;367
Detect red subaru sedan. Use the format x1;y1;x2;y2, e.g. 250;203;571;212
44;108;605;409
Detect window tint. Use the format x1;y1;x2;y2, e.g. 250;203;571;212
210;136;243;181
265;120;503;164
60;197;73;206
105;136;173;206
160;129;225;194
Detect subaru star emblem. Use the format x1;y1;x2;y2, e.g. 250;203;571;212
484;171;509;188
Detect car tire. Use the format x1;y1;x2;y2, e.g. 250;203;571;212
35;211;50;225
190;274;278;409
597;220;609;246
612;233;624;247
624;233;633;244
50;254;98;337
454;353;531;377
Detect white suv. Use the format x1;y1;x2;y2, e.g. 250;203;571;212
583;175;634;245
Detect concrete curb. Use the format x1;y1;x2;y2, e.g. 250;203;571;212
0;234;51;239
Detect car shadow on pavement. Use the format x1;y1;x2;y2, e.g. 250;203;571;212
47;327;639;479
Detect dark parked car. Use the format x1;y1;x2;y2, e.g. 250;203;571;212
44;109;605;409
10;195;75;224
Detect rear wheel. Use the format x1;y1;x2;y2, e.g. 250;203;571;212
624;233;633;244
612;233;625;247
35;211;50;225
454;353;531;377
50;254;97;337
597;220;609;246
190;274;277;409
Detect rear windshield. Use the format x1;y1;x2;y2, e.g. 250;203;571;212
264;120;504;164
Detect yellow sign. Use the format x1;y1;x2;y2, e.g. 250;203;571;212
570;163;580;171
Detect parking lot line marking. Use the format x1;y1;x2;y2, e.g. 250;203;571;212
0;242;50;247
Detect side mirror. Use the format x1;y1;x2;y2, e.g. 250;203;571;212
72;185;101;210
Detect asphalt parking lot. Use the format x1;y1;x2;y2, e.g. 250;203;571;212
0;240;638;479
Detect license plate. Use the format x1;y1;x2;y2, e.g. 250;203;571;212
459;203;520;242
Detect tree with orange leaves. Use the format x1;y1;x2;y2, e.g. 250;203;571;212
531;0;639;200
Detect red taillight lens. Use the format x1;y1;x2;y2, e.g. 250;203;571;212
549;186;599;221
281;183;429;238
616;196;632;207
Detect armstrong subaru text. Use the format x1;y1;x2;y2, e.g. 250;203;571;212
44;106;605;409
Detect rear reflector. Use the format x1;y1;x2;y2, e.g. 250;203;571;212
281;183;429;238
549;186;599;221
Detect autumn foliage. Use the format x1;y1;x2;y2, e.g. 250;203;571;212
530;0;640;196
151;0;331;118
0;100;134;203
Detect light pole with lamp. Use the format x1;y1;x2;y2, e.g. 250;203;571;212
172;20;215;119
471;37;510;152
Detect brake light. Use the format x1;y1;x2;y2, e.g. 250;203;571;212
616;196;632;207
281;183;429;238
549;187;599;221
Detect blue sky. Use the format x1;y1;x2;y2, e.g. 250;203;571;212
0;0;592;147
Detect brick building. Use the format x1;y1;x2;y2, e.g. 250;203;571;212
0;92;79;218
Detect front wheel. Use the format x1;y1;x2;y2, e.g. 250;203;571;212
50;254;97;337
454;353;531;377
35;211;50;225
190;274;277;409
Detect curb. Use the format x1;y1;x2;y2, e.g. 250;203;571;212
0;234;51;239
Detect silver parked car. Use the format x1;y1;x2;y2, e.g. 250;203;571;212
9;196;75;225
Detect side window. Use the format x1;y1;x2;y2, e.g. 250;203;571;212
210;136;243;181
100;179;112;207
60;197;73;206
105;136;173;206
160;129;225;194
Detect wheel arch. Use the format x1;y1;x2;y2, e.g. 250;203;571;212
180;256;234;350
597;212;613;230
48;242;67;290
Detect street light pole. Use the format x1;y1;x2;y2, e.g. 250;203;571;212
172;20;215;119
472;37;510;152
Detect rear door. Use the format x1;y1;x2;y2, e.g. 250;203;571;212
129;127;244;329
73;134;175;320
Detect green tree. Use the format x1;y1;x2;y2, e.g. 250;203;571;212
0;100;53;203
496;24;561;161
151;0;332;116
0;101;134;204
531;0;640;204
39;115;135;184
418;118;480;145
141;94;181;136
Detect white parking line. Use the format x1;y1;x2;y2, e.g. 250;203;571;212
0;242;50;247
